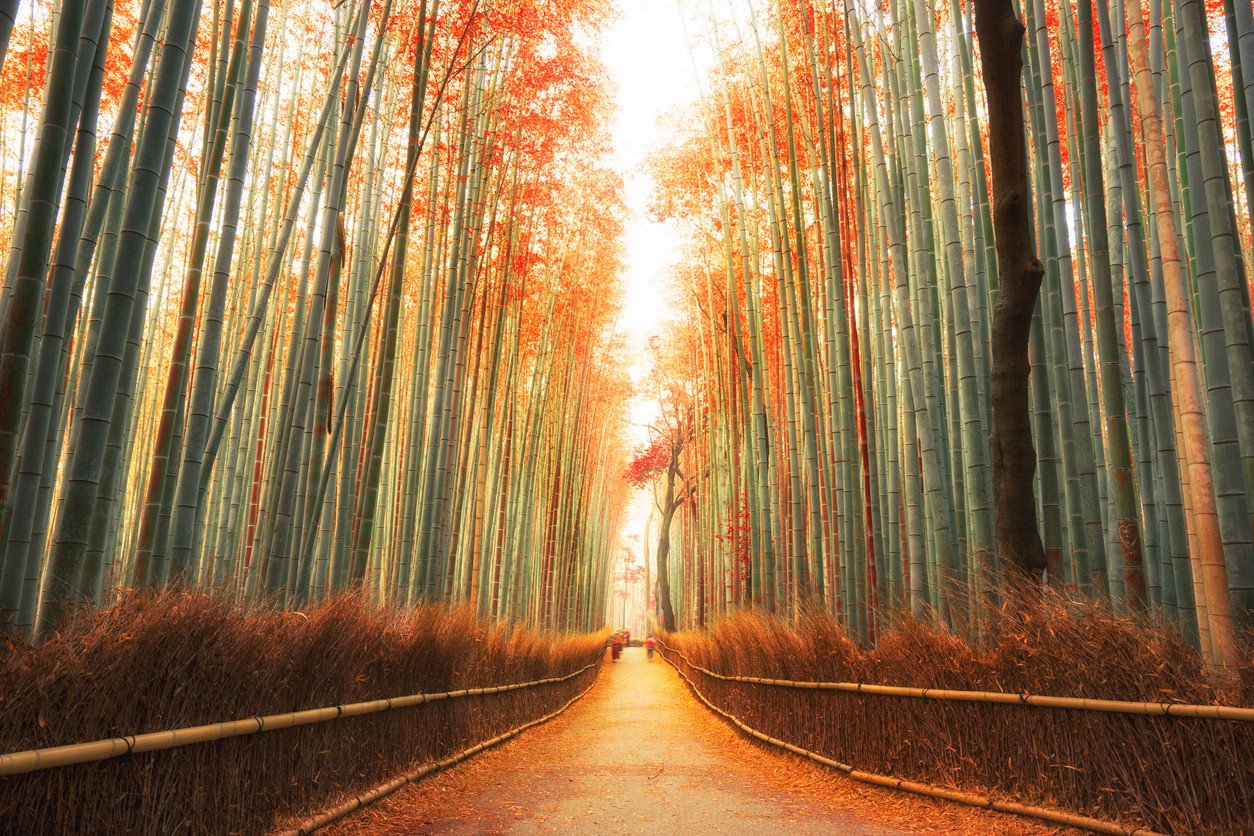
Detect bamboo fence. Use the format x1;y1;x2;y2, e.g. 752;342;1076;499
0;597;609;832
662;636;1238;832
0;661;599;777
657;640;1254;721
280;675;599;834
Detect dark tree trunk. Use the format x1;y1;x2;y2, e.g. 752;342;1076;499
655;453;680;632
974;0;1049;578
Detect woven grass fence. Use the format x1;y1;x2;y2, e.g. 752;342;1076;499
661;601;1254;835
0;594;605;834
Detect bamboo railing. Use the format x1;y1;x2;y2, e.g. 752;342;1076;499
0;661;600;777
657;642;1168;836
280;675;599;834
657;640;1254;721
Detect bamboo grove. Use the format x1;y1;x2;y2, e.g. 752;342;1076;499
641;0;1253;667
0;0;632;638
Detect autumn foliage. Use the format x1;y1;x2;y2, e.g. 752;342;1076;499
624;437;671;489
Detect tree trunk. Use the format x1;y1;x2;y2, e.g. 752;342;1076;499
974;0;1048;579
655;454;681;632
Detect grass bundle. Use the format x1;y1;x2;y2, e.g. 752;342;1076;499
0;593;604;833
663;594;1253;834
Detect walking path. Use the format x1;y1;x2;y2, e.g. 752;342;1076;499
329;647;1050;835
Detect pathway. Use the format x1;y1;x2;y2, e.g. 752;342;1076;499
328;647;1052;835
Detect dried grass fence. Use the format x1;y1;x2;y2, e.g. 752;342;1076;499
279;679;596;835
660;600;1254;835
0;594;605;834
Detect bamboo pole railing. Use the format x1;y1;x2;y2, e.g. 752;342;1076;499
656;639;1254;721
0;661;601;777
657;644;1164;836
279;673;600;834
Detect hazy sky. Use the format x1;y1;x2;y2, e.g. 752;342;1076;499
602;0;693;389
600;0;703;624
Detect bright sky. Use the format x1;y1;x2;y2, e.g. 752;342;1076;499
600;0;703;628
603;0;693;390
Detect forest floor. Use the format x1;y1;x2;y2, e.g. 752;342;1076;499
326;647;1063;835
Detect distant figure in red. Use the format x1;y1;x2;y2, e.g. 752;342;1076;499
645;636;655;661
609;633;623;662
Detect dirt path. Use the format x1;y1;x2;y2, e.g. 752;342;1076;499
330;647;1054;835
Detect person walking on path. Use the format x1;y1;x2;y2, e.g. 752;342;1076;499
645;636;655;661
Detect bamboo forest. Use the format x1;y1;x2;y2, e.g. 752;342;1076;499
0;0;1251;832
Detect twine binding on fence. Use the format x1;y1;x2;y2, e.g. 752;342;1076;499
656;639;1254;721
657;642;1165;836
0;661;600;777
